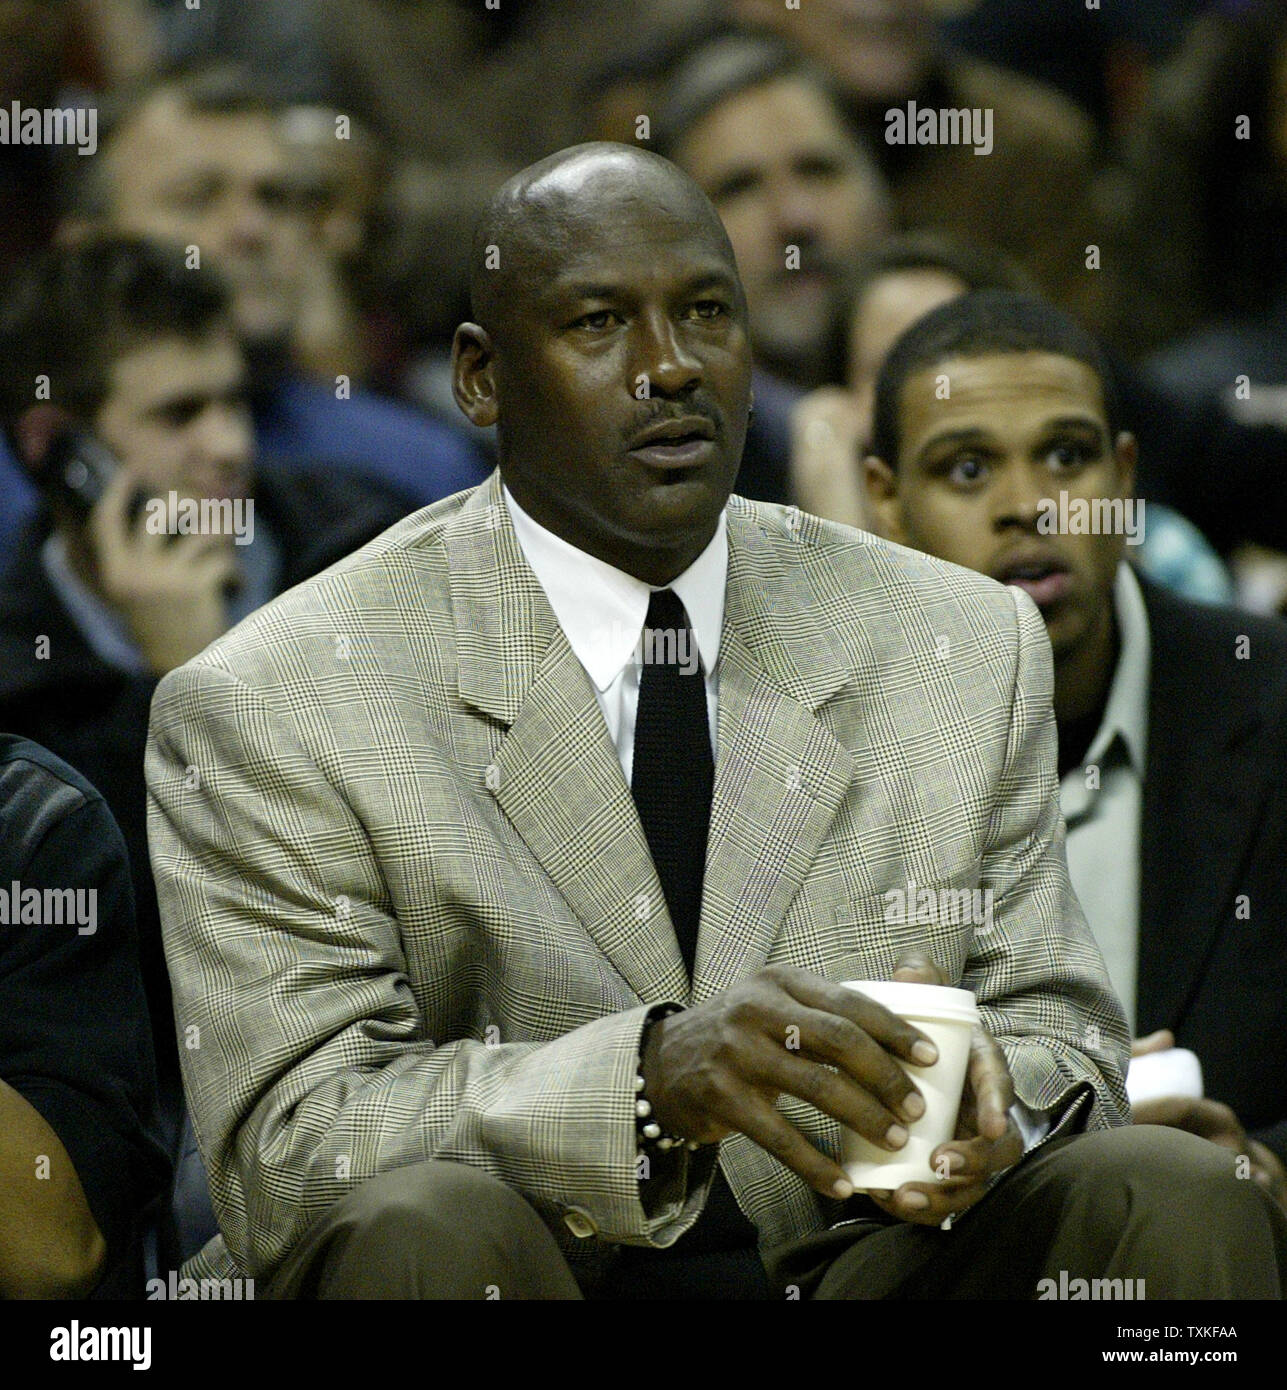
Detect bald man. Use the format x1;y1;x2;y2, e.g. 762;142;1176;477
147;143;1287;1301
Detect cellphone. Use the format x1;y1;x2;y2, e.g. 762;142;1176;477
37;428;147;526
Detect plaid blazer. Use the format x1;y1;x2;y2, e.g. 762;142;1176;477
146;468;1130;1286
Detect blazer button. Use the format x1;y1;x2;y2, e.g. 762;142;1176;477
563;1207;598;1239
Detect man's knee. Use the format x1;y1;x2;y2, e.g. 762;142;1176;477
1023;1123;1283;1249
1041;1124;1249;1198
340;1158;540;1236
273;1159;582;1299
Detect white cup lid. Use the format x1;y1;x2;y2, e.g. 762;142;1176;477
840;979;978;1025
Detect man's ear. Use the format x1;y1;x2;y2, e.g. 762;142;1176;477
862;454;908;544
11;404;76;476
1114;430;1138;498
452;322;499;429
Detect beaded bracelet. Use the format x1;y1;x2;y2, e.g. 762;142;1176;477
635;1004;702;1153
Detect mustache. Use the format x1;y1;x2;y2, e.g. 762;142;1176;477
623;403;723;444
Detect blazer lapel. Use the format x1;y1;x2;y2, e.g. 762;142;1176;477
447;474;689;1005
694;502;856;1002
446;483;858;1008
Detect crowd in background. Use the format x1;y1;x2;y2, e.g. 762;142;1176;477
3;1;1285;575
2;0;1287;1298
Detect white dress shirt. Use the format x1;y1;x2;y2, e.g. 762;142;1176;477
1059;563;1150;1034
503;482;725;786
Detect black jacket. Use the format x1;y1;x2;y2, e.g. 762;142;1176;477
0;733;170;1295
0;461;414;1129
1135;576;1287;1162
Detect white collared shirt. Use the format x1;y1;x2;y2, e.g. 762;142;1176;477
1060;562;1151;1033
502;482;726;786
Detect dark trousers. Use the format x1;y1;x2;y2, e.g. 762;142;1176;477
263;1126;1287;1300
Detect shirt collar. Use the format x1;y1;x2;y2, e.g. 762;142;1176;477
1084;561;1151;775
501;481;727;692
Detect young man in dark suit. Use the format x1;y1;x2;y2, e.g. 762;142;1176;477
865;289;1287;1208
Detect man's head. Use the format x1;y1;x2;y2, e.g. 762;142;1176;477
67;66;314;349
658;36;890;388
864;291;1135;668
728;0;936;107
0;236;254;525
453;142;753;587
846;233;1037;433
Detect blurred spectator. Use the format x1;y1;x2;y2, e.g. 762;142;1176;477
0;0;72;269
790;231;1033;529
725;0;1111;334
1115;0;1287;355
939;0;1210;147
1122;6;1287;567
788;232;1235;605
302;0;695;345
74;0;161;86
0;238;412;1260
658;35;891;391
0;64;491;544
0;732;169;1296
276;102;386;383
658;34;892;501
149;0;328;104
0;1;162;274
863;291;1287;1204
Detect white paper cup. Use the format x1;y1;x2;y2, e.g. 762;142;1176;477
1126;1047;1203;1105
837;980;979;1190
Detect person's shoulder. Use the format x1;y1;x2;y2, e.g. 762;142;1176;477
254;457;421;559
276;372;479;457
1141;575;1287;676
160;485;476;695
729;496;1022;630
0;734;113;872
0;732;103;809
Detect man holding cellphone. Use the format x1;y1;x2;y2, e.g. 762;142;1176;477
0;236;411;1262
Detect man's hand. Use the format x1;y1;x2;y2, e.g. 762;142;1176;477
866;956;1024;1226
1131;1028;1175;1057
787;387;869;530
1129;1030;1287;1209
640;962;940;1201
88;468;239;675
1131;1095;1287;1210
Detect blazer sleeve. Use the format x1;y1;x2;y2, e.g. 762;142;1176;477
145;660;711;1282
971;586;1133;1140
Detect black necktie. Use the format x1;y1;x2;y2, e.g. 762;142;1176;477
628;590;763;1271
630;588;712;976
